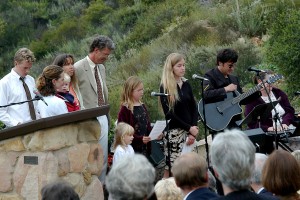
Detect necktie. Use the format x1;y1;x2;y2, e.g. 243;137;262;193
20;77;36;120
94;66;105;106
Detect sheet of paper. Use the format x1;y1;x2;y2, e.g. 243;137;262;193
149;120;167;140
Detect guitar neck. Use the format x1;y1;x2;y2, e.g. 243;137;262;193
232;84;261;104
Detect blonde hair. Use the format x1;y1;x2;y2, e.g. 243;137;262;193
14;48;36;63
113;122;134;150
154;177;183;200
160;53;185;109
64;73;71;83
120;76;143;113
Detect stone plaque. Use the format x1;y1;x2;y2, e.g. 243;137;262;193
24;156;38;165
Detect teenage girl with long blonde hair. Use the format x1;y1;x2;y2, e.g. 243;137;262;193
160;53;199;177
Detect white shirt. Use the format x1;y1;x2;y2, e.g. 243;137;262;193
86;56;105;101
113;145;135;165
261;91;285;127
37;95;68;118
0;69;37;127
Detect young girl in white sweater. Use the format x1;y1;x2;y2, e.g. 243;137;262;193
112;122;135;164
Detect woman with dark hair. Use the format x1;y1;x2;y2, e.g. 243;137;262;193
52;54;83;109
262;150;300;200
36;65;68;118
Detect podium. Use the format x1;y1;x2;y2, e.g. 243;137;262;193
0;105;109;141
0;105;109;200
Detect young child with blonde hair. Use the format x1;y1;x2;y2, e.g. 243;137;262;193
56;73;79;112
113;122;135;164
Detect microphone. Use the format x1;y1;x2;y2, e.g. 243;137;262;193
33;90;48;106
151;92;170;97
192;74;209;81
295;91;300;95
248;67;266;73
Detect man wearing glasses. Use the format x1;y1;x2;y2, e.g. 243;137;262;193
201;48;260;132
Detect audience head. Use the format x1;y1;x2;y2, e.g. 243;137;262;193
113;122;134;150
172;152;208;191
41;181;79;200
13;47;36;77
154;177;183;200
262;150;300;197
88;35;115;64
36;65;64;96
291;150;300;166
52;54;75;78
106;154;156;200
121;76;144;111
251;153;268;185
210;129;255;191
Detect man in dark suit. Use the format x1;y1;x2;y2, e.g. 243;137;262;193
201;48;260;131
251;153;278;198
74;35;115;183
210;129;278;200
172;152;219;200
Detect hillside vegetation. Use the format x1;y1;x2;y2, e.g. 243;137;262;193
1;0;300;136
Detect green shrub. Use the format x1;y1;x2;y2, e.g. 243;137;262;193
264;8;300;95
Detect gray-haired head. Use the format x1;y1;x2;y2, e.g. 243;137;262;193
210;129;255;190
251;153;268;184
106;154;155;200
89;35;115;53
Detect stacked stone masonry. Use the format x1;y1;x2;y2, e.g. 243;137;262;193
0;119;104;200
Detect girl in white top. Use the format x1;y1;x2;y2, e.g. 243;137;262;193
112;122;135;165
36;65;68;118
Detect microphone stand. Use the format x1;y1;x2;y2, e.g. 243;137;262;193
160;95;172;176
0;96;40;108
200;80;210;167
256;72;286;150
164;109;171;176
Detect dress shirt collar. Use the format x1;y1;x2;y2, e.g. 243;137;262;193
257;187;265;194
11;68;24;79
86;56;97;72
183;190;194;200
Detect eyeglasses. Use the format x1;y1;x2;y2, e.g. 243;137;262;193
228;63;236;68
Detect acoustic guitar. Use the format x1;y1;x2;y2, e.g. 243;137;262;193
198;74;283;131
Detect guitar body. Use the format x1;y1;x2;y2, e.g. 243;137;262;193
198;92;242;131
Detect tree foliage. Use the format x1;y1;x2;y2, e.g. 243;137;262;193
265;8;300;94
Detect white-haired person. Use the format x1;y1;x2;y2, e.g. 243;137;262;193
251;153;277;197
210;129;277;200
106;154;156;200
154;177;183;200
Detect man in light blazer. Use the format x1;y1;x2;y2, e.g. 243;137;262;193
74;35;115;184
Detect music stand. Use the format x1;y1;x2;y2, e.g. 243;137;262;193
236;101;278;127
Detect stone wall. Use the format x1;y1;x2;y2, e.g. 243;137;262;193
0;119;104;200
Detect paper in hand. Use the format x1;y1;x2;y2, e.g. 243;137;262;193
149;120;167;140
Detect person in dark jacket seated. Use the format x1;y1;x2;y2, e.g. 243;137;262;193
250;153;278;198
210;129;278;200
172;152;219;200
